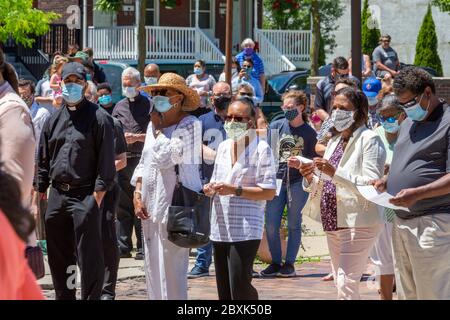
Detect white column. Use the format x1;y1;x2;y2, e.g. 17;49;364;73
254;0;258;31
135;0;140;60
83;0;88;48
195;0;200;28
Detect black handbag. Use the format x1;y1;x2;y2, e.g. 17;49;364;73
167;164;212;248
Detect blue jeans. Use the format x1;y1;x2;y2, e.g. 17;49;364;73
265;181;308;265
194;241;213;271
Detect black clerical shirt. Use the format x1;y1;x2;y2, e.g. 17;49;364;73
37;98;116;193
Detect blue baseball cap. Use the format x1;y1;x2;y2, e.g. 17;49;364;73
362;77;382;98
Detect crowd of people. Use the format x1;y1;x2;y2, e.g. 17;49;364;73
0;33;449;301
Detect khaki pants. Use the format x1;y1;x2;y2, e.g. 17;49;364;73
392;214;450;300
326;225;383;300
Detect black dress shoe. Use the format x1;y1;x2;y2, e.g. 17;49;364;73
135;251;144;260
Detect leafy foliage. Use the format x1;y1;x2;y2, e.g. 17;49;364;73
0;0;60;47
432;0;450;13
414;4;443;76
94;0;122;12
361;0;381;56
263;0;345;59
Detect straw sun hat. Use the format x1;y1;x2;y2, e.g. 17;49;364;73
139;72;200;111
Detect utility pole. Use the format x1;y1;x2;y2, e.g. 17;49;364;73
225;0;233;85
82;0;87;48
351;0;362;84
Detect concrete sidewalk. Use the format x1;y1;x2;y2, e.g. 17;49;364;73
38;216;329;290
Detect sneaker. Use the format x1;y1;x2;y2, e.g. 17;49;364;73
278;263;296;278
187;266;209;279
260;263;282;277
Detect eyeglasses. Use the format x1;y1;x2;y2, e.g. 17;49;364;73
213;93;232;99
382;40;391;43
379;114;401;123
399;95;421;109
225;115;250;122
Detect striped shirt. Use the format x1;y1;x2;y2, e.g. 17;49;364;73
210;137;277;242
235;52;265;79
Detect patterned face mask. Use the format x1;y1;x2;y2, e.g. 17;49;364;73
331;109;355;132
224;121;248;141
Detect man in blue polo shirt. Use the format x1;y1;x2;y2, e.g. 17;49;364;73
187;81;232;278
235;38;266;92
375;67;450;299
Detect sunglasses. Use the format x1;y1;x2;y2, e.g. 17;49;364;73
238;92;253;97
213;93;232;99
225;115;250;122
379;114;401;123
399;95;421;109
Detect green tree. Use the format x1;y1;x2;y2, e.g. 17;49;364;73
361;0;381;56
414;4;443;76
0;0;59;47
432;0;450;13
95;0;147;79
263;0;345;69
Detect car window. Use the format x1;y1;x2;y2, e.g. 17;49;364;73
268;74;289;94
288;76;307;90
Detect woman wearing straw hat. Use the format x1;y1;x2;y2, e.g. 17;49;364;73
131;73;203;300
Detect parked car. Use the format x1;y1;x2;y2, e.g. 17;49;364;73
261;70;310;122
97;59;225;104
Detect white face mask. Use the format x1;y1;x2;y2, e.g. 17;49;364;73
123;86;138;99
331;109;355;132
144;77;158;85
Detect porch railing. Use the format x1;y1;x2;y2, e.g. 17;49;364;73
88;26;225;63
257;29;311;62
254;30;296;75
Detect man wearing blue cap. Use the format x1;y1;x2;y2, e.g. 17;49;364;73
363;77;382;129
36;62;116;300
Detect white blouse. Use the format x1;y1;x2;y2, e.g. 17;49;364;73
131;115;203;224
209;137;277;242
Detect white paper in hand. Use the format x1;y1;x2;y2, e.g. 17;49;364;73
295;156;332;182
356;185;410;212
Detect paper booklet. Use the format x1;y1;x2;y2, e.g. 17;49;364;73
356;185;410;212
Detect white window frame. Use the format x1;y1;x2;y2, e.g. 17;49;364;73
190;0;214;31
146;0;159;26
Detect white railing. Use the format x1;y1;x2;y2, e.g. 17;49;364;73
254;30;296;75
88;26;224;63
257;29;311;62
88;26;136;60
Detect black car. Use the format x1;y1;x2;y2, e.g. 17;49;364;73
318;62;439;77
261;69;310;123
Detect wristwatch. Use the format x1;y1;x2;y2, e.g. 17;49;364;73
235;185;243;197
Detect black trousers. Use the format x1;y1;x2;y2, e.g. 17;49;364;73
116;157;142;255
100;183;120;299
45;186;104;300
213;240;260;300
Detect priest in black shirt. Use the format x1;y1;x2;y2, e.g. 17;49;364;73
112;67;152;259
36;62;116;300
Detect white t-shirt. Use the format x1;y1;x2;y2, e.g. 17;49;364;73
209;137;277;242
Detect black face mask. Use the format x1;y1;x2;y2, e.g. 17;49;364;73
214;96;232;111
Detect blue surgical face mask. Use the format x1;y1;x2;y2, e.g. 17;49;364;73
283;108;299;121
144;77;158;85
404;95;429;121
382;120;400;133
62;83;84;105
194;67;203;75
153;95;174;113
98;94;112;106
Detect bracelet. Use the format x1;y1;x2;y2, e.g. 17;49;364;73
134;190;142;197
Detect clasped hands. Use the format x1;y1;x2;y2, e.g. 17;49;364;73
203;182;237;197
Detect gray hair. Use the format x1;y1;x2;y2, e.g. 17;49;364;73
241;38;255;48
378;94;403;114
237;83;254;95
122;67;141;82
